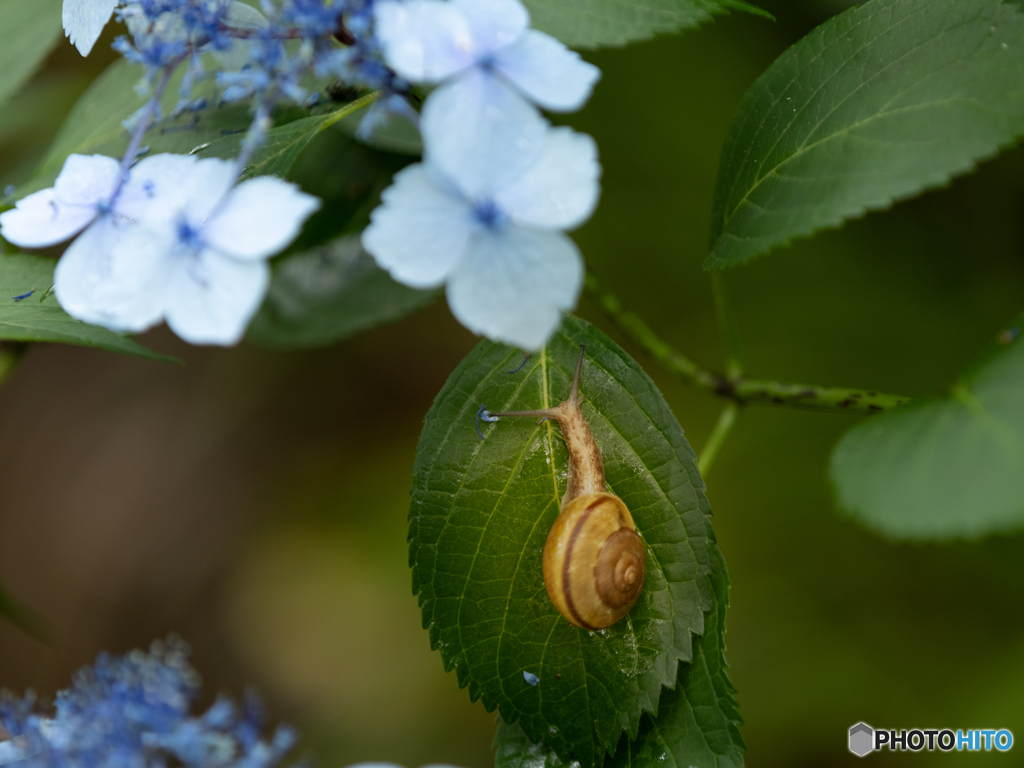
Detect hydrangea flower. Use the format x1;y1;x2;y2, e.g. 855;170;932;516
0;154;122;249
363;122;600;350
0;637;296;768
54;153;320;345
374;0;600;114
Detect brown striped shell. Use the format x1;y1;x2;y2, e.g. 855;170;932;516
542;492;646;630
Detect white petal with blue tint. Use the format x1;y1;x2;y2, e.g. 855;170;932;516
451;0;528;54
496;127;600;230
0;189;97;249
62;0;119;56
363;164;476;289
118;153;203;231
421;68;546;198
374;0;476;83
53;154;119;208
54;217;172;333
0;154;119;248
493;30;601;113
446;225;583;351
163;250;270;346
203;177;321;260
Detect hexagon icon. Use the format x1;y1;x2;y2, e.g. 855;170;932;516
849;722;874;757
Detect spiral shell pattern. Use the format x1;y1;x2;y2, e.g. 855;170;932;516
542;492;647;630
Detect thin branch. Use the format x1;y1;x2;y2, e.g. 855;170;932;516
584;271;912;414
698;402;739;475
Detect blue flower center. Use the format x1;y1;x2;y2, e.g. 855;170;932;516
176;219;203;250
474;199;505;229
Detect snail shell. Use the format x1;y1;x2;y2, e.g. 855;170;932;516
543;492;646;630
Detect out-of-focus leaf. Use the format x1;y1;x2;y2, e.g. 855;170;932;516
0;582;48;641
707;0;1024;270
0;0;64;109
24;59;371;194
494;546;744;768
247;235;436;349
193;92;379;179
0;253;168;359
411;316;721;768
523;0;770;49
831;316;1024;540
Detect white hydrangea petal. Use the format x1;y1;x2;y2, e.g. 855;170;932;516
213;2;269;71
54;216;172;333
63;0;119;56
118;153;201;231
374;0;477;83
451;0;528;54
203;177;321;260
163;250;270;346
421;68;547;199
120;154;234;233
54;154;120;206
362;164;476;289
446;225;583;351
0;189;97;249
495;127;601;230
493;30;601;112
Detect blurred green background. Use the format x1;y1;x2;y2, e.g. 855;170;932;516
2;1;1024;766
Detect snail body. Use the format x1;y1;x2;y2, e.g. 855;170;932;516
492;346;646;630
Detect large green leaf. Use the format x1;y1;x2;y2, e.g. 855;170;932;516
247;235;436;349
522;0;769;49
0;0;63;109
410;316;719;768
706;0;1024;270
494;546;744;768
831;316;1024;540
0;254;166;358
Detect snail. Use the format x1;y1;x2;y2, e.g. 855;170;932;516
489;345;646;630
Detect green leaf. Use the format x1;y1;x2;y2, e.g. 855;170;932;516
410;316;719;768
707;0;1024;270
494;546;744;768
831;316;1024;540
247;235;436;349
24;59;370;194
522;0;770;49
192;92;381;179
0;0;63;109
0;253;168;359
32;60;250;189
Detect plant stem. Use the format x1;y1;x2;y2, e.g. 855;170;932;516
711;273;743;380
698;402;739;475
584;271;912;414
114;63;179;195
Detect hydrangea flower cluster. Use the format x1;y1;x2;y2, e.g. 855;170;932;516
1;0;600;349
0;637;296;768
363;0;602;350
